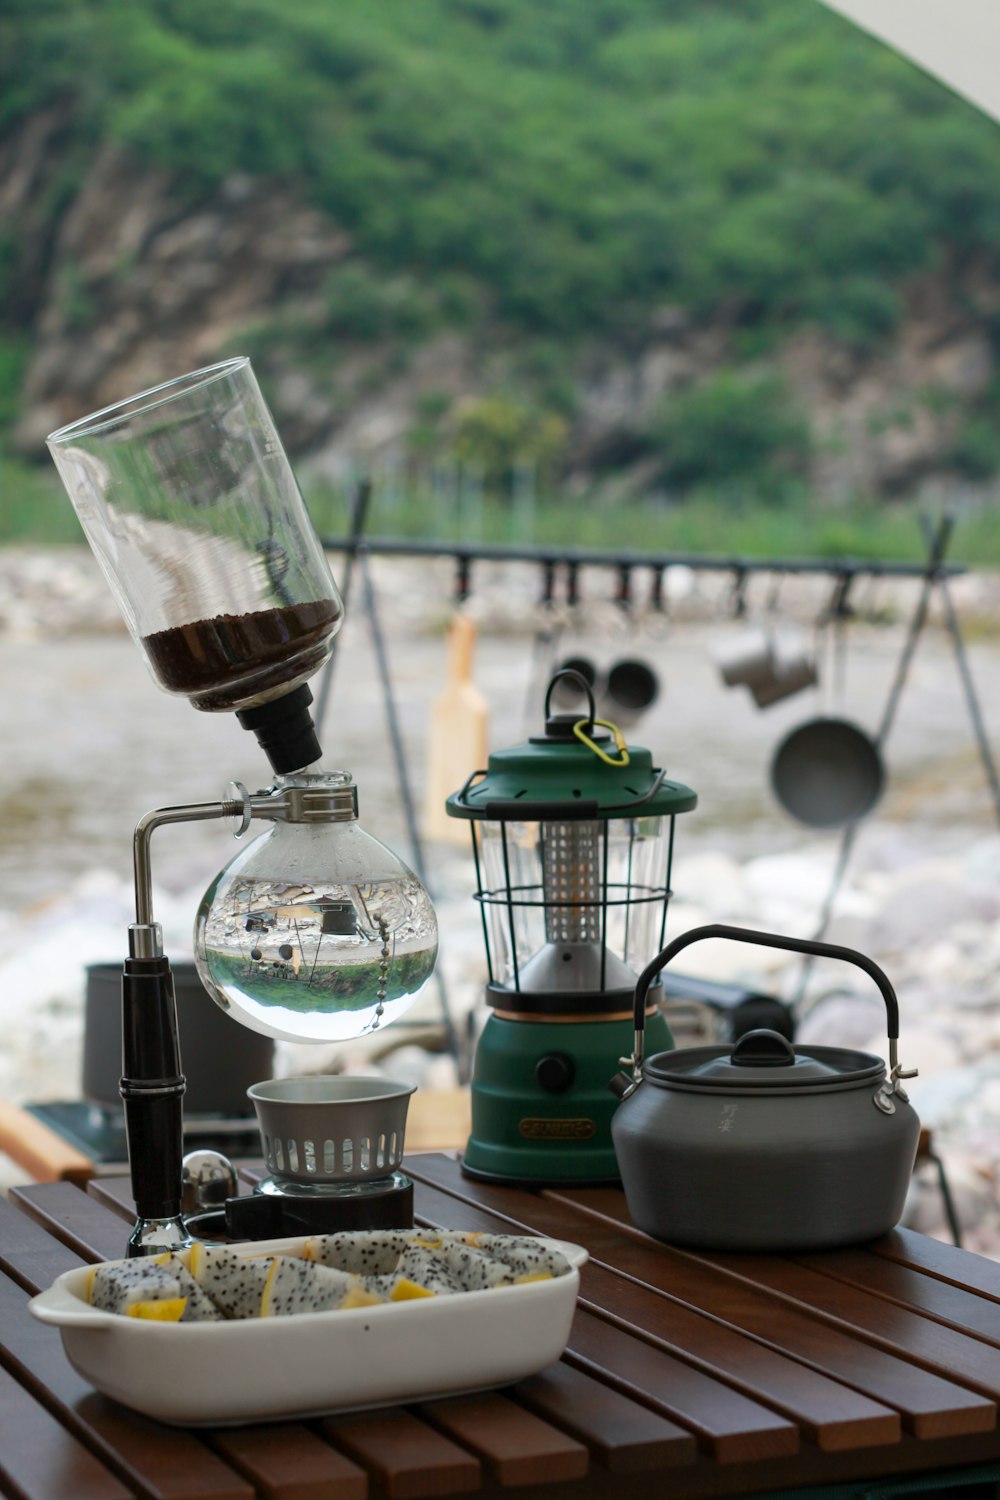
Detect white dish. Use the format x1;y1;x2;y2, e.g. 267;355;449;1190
29;1233;587;1426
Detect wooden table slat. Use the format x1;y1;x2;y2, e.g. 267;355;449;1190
540;1184;646;1233
405;1156;994;1442
568;1307;800;1465
511;1362;697;1473
0;1196;89;1292
86;1178;148;1221
580;1257;900;1450
415;1393;589;1487
627;1250;995;1443
0;1363;136;1500
633;1432;1000;1500
696;1250;1000;1400
796;1243;1000;1343
320;1408;481;1499
9;1183;132;1265
873;1225;1000;1301
208;1427;367;1500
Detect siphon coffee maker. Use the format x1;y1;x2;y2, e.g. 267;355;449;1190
48;358;438;1254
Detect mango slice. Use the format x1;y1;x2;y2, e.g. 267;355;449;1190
127;1297;188;1321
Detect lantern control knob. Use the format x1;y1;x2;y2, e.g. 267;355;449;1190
535;1052;576;1093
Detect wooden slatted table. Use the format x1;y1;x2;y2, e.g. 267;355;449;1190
3;1154;1000;1500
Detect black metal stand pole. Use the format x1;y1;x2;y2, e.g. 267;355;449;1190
358;546;462;1069
314;477;373;740
924;1141;963;1247
795;516;954;1005
922;519;1000;830
872;514;954;752
120;955;186;1255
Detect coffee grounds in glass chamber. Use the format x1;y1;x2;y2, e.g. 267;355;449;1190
142;599;342;710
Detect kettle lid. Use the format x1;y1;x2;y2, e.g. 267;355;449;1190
643;1028;885;1090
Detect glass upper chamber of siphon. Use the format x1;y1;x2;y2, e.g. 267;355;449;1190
46;357;343;714
194;772;439;1044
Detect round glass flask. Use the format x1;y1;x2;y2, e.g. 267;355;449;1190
193;773;438;1043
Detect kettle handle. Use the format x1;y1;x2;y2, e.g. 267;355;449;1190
614;923;916;1098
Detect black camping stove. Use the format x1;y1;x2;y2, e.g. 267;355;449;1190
186;1170;415;1241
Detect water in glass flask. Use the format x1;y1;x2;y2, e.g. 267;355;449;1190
195;870;438;1043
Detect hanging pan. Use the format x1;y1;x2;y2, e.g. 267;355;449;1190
771;716;884;830
600;566;660;725
604;657;660;725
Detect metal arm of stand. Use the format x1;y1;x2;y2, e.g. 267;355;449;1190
123;788;282;1256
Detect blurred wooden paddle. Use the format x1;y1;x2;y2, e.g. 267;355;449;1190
423;612;489;844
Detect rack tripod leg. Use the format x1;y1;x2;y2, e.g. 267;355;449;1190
795;516;953;1009
935;570;1000;830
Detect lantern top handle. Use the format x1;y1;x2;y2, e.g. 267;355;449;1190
544;668;596;727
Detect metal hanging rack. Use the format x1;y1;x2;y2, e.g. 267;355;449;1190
313;496;1000;1065
313;532;971;580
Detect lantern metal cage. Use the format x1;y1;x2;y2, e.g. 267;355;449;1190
465;795;680;1013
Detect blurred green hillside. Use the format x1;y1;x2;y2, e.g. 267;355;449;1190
9;0;1000;336
5;0;1000;550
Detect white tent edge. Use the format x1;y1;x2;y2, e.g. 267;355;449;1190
819;0;1000;126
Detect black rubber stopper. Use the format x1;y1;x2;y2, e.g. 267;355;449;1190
236;684;323;774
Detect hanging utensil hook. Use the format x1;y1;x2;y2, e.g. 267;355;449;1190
728;566;749;618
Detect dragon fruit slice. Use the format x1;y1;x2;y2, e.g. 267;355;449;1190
302;1231;414;1275
88;1258;184;1315
87;1252;225;1321
161;1255;227;1322
438;1242;519;1291
259;1256;370;1316
455;1234;571;1279
188;1243;271;1320
366;1244;465;1301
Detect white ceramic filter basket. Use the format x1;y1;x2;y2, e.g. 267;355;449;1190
247;1076;416;1187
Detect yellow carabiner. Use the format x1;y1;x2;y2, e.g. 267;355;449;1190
573;717;630;767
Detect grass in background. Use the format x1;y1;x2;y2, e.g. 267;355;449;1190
305;478;998;567
3;453;995;567
0;456;82;544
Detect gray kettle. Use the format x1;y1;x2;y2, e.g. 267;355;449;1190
610;924;920;1252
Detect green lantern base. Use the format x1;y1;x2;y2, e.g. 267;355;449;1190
462;1008;673;1185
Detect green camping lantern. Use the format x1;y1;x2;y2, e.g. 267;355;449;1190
447;670;697;1184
